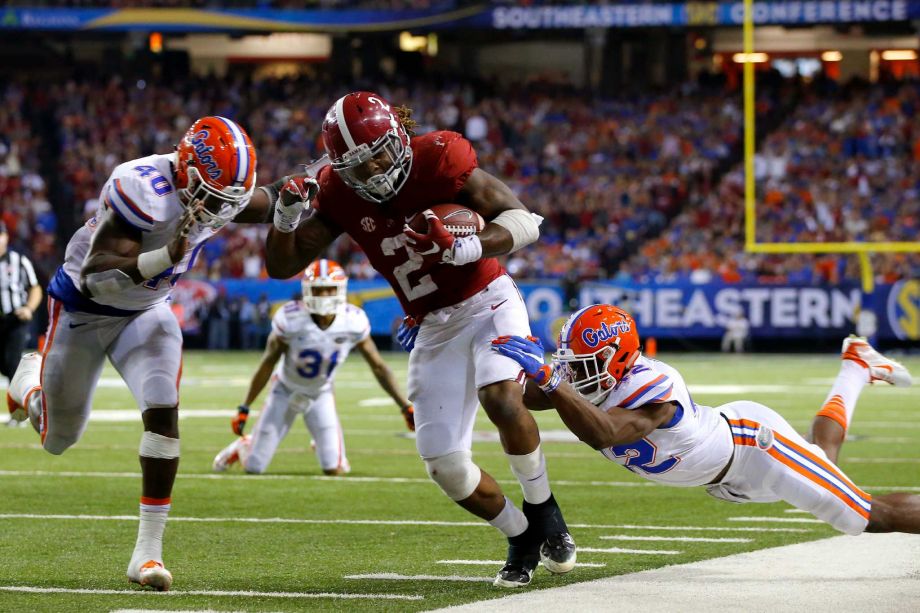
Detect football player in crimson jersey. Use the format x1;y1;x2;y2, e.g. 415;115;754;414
493;306;920;537
260;91;576;588
6;116;257;591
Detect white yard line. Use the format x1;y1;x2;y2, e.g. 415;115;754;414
578;547;682;555
436;560;607;568
3;469;915;492
434;533;920;612
0;586;421;600
728;516;825;524
598;535;752;543
345;573;492;583
0;513;816;535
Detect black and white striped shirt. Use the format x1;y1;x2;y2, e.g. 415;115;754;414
0;249;38;316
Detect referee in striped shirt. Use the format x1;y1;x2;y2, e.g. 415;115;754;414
0;221;42;382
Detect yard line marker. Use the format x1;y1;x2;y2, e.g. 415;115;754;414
345;573;492;583
0;586;422;600
578;547;682;555
436;560;607;568
728;517;825;524
598;535;752;543
784;509;810;514
0;514;819;533
585;524;813;533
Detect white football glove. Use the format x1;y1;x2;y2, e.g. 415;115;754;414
273;176;319;233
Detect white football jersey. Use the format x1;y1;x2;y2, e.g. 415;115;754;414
59;153;219;311
271;301;371;397
597;355;733;486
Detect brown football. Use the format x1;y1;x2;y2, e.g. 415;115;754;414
407;204;485;238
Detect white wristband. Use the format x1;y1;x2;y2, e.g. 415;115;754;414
450;235;483;266
137;245;174;280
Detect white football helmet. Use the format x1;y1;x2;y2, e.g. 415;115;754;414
302;259;348;316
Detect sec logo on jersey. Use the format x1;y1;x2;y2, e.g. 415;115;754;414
360;217;376;232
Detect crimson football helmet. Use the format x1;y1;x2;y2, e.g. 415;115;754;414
321;92;412;204
302;259;348;316
554;304;641;404
175;116;257;228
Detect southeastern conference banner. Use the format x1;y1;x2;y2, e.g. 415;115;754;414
197;278;920;344
1;2;914;32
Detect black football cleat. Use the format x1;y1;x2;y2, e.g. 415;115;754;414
523;494;577;574
540;531;577;574
494;529;541;588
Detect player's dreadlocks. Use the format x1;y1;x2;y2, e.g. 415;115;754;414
395;105;418;136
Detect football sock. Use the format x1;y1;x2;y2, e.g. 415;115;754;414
132;497;171;564
489;496;529;538
817;359;870;431
507;445;551;505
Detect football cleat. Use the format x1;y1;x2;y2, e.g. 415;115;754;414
540;532;577;574
7;353;41;423
212;436;249;472
494;544;540;588
842;336;912;387
127;559;172;591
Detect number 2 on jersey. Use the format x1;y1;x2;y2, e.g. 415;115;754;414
380;235;438;301
297;350;339;379
608;438;680;475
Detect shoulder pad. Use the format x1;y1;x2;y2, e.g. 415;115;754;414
610;364;674;410
102;163;171;232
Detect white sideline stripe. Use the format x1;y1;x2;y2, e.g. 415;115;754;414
434;533;920;612
0;514;813;534
728;516;825;524
436;560;607;568
110;609;243;613
345;573;492;583
0;586;422;600
578;547;682;555
784;509;810;514
598;535;752;543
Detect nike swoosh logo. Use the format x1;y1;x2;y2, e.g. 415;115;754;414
491;299;508;311
68;322;89;329
418;245;440;256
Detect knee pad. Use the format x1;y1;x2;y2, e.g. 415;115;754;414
139;431;180;459
424;450;482;501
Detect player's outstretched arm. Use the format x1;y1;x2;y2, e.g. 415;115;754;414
356;336;414;430
547;384;676;450
233;332;287;435
80;205;195;298
265;214;341;279
458;168;540;258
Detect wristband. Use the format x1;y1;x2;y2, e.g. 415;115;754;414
534;364;562;393
237;405;250;415
450;235;483;266
137;245;174;280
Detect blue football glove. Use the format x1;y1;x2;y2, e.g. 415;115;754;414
490;335;562;392
397;316;419;353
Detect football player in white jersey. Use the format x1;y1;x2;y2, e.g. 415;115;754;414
493;304;920;536
212;259;414;476
6;116;258;591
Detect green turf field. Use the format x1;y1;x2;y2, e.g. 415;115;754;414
1;350;917;612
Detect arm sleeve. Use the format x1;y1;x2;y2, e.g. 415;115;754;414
270;307;290;340
354;308;371;343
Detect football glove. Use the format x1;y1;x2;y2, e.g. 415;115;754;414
397;316;419;352
231;405;250;436
403;212;457;266
273;175;319;233
401;405;416;432
491;335;562;392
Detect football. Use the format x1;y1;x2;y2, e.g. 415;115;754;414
407;204;485;238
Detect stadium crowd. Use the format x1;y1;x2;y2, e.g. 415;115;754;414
2;71;918;310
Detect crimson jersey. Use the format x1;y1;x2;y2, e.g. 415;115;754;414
312;131;504;318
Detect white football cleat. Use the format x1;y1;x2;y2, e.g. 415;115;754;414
7;352;42;425
212;436;248;472
842;336;912;387
127;559;173;591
